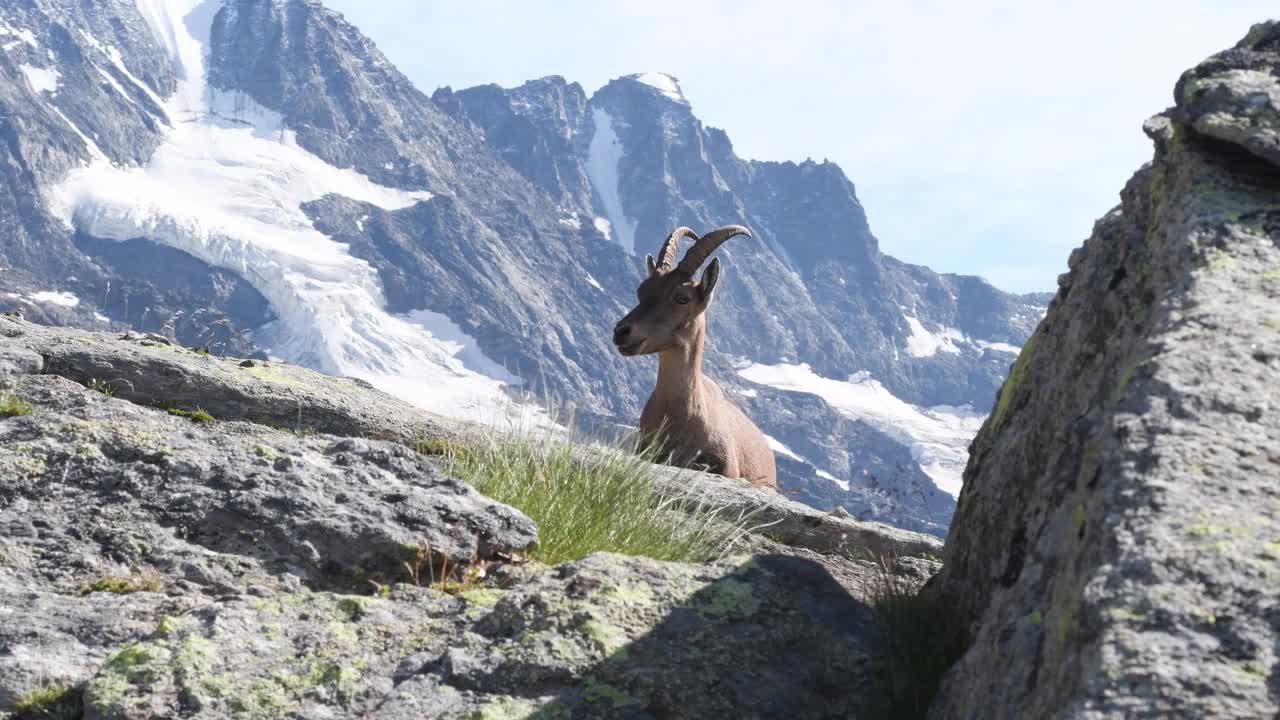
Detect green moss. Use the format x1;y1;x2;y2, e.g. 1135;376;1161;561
699;578;759;618
335;597;367;621
581;618;630;655
583;680;639;708
1109;362;1144;407
1263;319;1280;333
1073;504;1087;532
1205;249;1236;273
460;588;505;608
167;407;215;423
1026;610;1043;625
467;695;539;720
14;682;80;718
990;331;1037;429
599;583;655;607
1262;269;1280;279
253;444;279;460
1054;607;1076;646
0;393;33;417
154;615;187;638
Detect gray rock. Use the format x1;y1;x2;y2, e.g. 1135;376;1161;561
0;314;939;716
0;370;536;706
1;313;942;563
931;22;1280;719
77;553;884;720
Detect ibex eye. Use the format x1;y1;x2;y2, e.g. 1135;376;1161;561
674;295;691;305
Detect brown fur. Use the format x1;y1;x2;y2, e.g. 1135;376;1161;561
613;228;777;489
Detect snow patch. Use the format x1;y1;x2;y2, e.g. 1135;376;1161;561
95;65;138;106
738;362;984;496
586;107;638;254
43;0;540;427
904;316;964;357
737;387;758;398
28;291;79;307
593;217;612;239
815;468;850;492
399;308;521;386
584;274;603;291
977;340;1021;355
0;22;38;49
20;65;59;94
48;106;108;161
78;31;168;110
764;434;803;463
558;212;581;230
630;72;687;105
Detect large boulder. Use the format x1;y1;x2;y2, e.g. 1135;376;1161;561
931;22;1280;719
77;553;882;719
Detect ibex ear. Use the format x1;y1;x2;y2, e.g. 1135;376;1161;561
645;254;658;276
699;257;721;303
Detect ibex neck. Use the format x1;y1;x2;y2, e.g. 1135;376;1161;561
654;324;706;406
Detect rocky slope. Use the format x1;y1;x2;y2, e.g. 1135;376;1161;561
0;314;941;717
0;0;1050;535
929;22;1280;719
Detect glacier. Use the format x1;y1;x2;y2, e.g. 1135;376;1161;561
43;0;539;425
738;362;985;496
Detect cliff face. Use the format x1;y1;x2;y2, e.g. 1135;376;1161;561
931;22;1280;718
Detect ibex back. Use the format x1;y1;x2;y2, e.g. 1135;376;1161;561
613;226;777;489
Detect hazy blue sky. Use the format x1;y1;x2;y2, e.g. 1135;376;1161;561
325;1;1274;292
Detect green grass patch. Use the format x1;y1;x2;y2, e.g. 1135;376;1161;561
1;393;33;417
867;559;968;720
439;427;751;565
14;681;81;720
167;407;215;423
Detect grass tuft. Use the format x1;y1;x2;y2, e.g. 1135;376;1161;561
867;556;968;720
86;378;117;397
1;392;33;418
167;406;215;423
438;425;751;565
81;569;165;595
14;681;81;720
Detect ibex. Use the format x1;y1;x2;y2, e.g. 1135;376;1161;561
613;225;777;489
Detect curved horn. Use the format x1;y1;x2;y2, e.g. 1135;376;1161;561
655;227;698;273
675;225;751;276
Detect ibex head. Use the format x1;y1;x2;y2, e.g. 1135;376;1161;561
613;225;751;356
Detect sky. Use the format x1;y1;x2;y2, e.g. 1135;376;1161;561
324;1;1275;293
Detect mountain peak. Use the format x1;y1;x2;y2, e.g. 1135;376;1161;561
620;72;687;105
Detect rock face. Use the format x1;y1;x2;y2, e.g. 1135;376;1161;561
0;315;942;717
931;23;1280;719
0;0;1051;535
